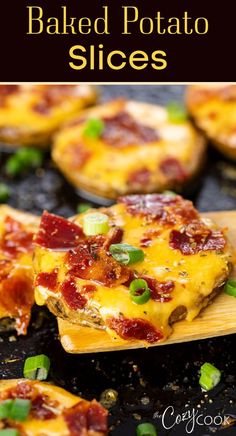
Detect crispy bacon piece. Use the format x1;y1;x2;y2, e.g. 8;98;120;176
64;400;108;435
31;395;58;420
35;212;84;250
67;143;92;170
35;270;58;291
0;216;34;258
0;85;19;106
33;85;81;114
61;279;87;310
169;221;226;255
103;227;123;250
120;194;198;225
140;229;161;247
127;167;151;187
159;157;188;182
101;111;159;147
142;276;174;303
0;275;34;335
66;238;130;287
107;316;163;343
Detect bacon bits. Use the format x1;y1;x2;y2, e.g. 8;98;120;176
107;316;163;343
64;399;108;434
159;157;188;182
35;212;83;250
101;111;159;147
169;221;226;255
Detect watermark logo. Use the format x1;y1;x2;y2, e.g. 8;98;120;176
154;406;232;434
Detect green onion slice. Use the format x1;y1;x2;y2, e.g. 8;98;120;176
130;279;151;305
9;398;31;422
199;362;221;391
0;400;13;419
23;354;50;381
6;147;43;176
166;102;187;123
77;203;92;214
224;279;236;297
0;430;19;436
0;183;10;203
83;118;104;139
163;190;177;197
109;244;144;265
83;213;109;236
136;422;157;436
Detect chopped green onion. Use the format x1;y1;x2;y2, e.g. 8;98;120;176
136;422;157;436
6;147;43;176
77;203;92;214
83;212;109;236
199;362;221;391
166;102;187;123
0;183;10;203
0;430;19;436
109;243;144;265
9;398;31;421
0;400;13;419
163;190;177;197
83;118;104;139
224;279;236;297
130;279;151;305
23;354;50;381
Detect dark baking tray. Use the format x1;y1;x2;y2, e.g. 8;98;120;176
1;85;236;436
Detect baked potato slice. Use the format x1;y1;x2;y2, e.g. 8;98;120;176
0;85;97;147
33;193;232;346
0;379;108;435
186;84;236;160
52;99;206;199
0;206;39;334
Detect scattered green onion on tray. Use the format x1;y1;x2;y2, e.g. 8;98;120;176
5;147;43;177
199;362;221;391
136;422;157;436
23;354;50;381
224;279;236;297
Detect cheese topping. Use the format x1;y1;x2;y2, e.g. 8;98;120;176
34;194;232;344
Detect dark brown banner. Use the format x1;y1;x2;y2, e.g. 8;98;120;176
0;0;234;82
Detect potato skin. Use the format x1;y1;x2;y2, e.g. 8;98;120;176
186;84;236;160
52;99;206;199
0;85;97;147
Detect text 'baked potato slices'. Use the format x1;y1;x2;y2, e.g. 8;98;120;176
0;206;39;335
0;379;108;435
52;99;206;200
186;84;236;160
0;85;97;147
33;193;232;349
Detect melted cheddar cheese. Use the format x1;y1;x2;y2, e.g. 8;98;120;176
33;194;232;345
186;84;236;160
0;379;108;436
0;85;96;146
52;100;206;199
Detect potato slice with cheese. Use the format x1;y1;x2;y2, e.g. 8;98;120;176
33;194;232;346
0;206;39;334
52;99;206;199
0;379;108;435
186;84;236;159
0;85;96;147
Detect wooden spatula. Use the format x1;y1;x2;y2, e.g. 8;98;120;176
57;211;236;354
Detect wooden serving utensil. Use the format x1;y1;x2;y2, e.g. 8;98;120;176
57;211;236;354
